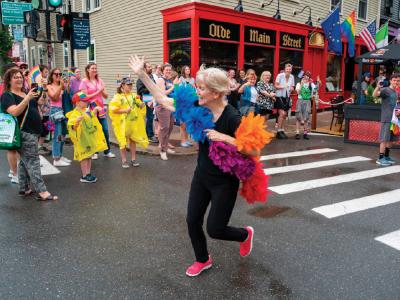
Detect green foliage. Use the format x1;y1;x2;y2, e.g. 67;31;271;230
0;27;13;65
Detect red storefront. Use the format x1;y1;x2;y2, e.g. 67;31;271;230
162;2;367;109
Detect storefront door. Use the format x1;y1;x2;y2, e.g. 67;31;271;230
309;48;323;82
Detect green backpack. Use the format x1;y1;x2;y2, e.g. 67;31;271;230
0;93;28;150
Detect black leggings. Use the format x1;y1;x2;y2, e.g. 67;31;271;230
186;169;248;263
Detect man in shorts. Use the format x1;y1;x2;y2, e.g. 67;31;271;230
373;73;400;166
274;64;295;139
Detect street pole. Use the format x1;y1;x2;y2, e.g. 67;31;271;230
45;0;52;68
68;0;75;67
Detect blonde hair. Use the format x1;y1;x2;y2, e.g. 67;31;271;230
261;71;271;81
196;67;229;95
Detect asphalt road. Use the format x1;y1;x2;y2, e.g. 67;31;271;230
0;135;399;299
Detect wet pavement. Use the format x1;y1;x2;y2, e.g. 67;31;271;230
1;133;400;299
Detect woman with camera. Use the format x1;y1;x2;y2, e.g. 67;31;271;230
47;68;71;167
1;68;58;201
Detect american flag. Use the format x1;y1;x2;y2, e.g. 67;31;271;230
359;20;377;51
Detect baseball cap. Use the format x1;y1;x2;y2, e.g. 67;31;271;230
121;77;134;85
72;92;88;104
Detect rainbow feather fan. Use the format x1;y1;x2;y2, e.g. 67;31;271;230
174;84;198;122
235;112;274;153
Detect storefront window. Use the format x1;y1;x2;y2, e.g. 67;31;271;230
326;53;342;91
200;41;238;70
244;46;274;78
168;41;191;73
279;49;303;84
168;19;191;40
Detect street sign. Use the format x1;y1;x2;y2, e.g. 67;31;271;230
13;27;24;41
1;1;32;25
71;14;90;49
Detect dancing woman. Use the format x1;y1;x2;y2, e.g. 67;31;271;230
129;56;259;277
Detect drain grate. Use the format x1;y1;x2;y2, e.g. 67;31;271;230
247;205;292;218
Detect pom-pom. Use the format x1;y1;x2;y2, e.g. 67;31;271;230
185;106;215;142
235;112;274;153
209;141;256;181
174;84;198;122
240;161;269;204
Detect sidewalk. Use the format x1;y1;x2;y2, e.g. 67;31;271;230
109;111;338;156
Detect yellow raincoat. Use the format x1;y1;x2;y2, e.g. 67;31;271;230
66;109;107;161
109;92;149;149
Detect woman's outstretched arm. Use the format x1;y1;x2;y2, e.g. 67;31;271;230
128;55;175;111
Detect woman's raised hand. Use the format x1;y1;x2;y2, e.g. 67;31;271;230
128;55;145;75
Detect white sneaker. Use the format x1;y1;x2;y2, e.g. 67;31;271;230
8;170;13;178
61;156;72;163
105;152;116;158
53;159;70;167
160;151;168;161
10;175;19;184
92;153;99;160
167;149;176;154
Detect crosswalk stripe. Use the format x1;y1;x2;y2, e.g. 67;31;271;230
269;165;400;194
312;189;400;218
375;230;400;251
39;155;61;176
260;148;337;161
264;156;370;175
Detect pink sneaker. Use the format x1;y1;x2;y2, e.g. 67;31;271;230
240;226;254;257
186;255;213;277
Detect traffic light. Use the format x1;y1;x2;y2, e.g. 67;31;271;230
56;14;71;41
23;10;40;39
48;0;63;8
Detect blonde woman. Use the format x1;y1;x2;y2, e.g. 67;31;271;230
128;56;259;277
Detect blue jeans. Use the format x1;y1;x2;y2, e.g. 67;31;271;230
98;116;111;154
50;106;65;158
145;104;154;138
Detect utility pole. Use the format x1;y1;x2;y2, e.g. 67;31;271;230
68;0;74;67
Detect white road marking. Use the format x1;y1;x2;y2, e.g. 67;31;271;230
264;156;370;175
312;189;400;218
39;155;61;176
375;230;400;251
260;148;337;161
269;166;400;194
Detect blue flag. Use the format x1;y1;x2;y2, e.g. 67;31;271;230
321;6;342;55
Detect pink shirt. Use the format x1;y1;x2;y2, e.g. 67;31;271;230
47;84;63;108
0;83;4;97
79;78;104;107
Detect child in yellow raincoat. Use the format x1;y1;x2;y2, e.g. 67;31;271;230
109;77;148;168
66;92;107;183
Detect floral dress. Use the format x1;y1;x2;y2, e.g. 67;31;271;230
256;81;275;111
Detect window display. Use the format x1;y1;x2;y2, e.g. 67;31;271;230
199;41;238;70
168;41;191;73
326;53;342;91
244;46;274;77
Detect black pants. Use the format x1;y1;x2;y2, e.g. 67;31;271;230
186;169;248;263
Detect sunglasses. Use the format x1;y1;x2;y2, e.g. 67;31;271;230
54;73;62;76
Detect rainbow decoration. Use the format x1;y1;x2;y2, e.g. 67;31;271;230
72;91;88;103
341;10;356;57
28;66;41;86
68;69;76;77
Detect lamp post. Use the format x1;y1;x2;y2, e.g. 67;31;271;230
293;5;313;26
234;0;243;12
260;0;281;20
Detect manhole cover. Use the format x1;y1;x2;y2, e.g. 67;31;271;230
247;205;292;218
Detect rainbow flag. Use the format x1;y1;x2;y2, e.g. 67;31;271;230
68;69;76;77
341;10;356;57
28;66;41;85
